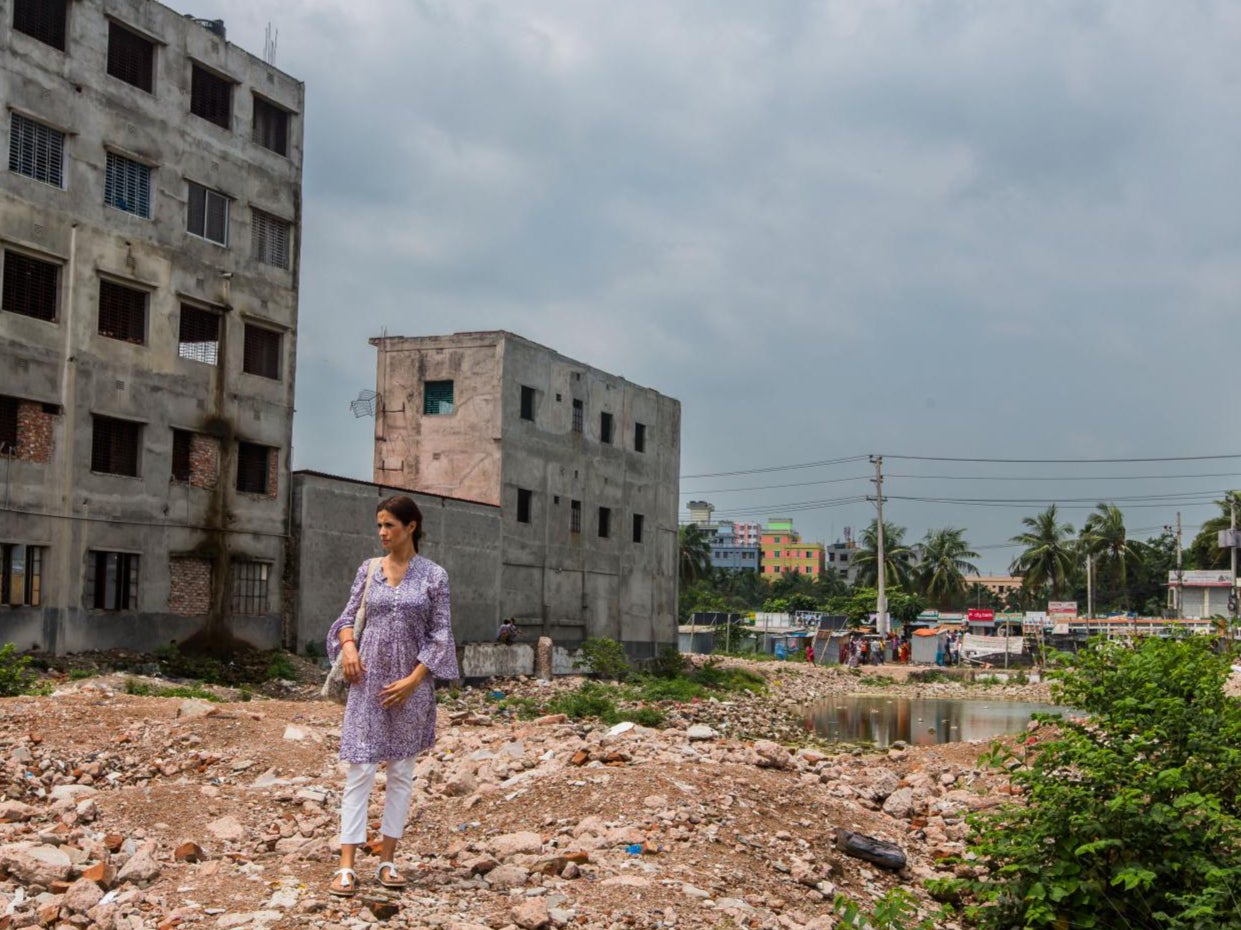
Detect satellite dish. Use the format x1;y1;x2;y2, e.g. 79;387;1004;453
350;389;380;418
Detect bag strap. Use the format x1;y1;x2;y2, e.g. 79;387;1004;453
353;558;378;644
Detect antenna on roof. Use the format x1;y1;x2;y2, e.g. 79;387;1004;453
263;22;278;65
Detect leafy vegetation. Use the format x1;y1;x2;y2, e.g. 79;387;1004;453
0;643;39;696
264;652;298;681
577;637;633;681
835;889;948;929
124;679;224;702
940;636;1241;929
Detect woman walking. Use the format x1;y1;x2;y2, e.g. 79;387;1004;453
325;495;458;897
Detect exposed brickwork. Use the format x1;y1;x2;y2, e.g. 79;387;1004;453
16;402;54;463
168;557;212;616
189;434;219;489
266;446;278;499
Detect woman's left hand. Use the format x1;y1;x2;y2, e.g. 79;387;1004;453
379;671;422;709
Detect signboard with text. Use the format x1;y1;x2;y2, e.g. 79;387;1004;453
967;609;995;622
1048;601;1078;618
1169;570;1235;587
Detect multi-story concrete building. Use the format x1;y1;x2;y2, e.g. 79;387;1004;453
733;521;762;547
760;518;825;579
1;0;303;653
825;540;859;584
370;331;680;657
707;520;760;573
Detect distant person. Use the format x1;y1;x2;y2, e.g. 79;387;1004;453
805;642;815;665
496;618;521;645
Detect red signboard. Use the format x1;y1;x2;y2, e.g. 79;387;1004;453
967;609;995;621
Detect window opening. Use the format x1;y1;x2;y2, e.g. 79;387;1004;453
90;415;140;476
107;21;154;91
600;412;613;444
252;97;289;156
634;422;646;453
520;385;535;421
571;399;583;433
423;380;454;415
2;251;59;321
97;279;146;344
632;513;644;543
190;64;232;129
242;323;281;379
517;487;532;524
251;209;290;269
12;0;66;50
104;152;151;217
8;113;64;187
171;429;192;482
570;499;582;534
236;441;271;494
0;396;17;454
92;550;138;610
598;507;611;539
2;544;44;606
231;561;270;614
178;304;220;364
187;182;229;244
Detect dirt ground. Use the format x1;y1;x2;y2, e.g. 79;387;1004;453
0;659;1046;930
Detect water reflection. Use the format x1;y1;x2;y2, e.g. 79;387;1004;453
804;695;1066;747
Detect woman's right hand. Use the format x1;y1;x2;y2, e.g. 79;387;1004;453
342;642;365;683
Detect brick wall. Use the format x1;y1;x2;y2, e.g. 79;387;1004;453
16;402;54;463
168;557;213;615
189;434;220;489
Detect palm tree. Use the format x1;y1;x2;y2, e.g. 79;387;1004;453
852;520;915;590
678;524;712;588
1080;503;1141;609
1188;491;1241;571
918;527;980;610
1010;505;1076;599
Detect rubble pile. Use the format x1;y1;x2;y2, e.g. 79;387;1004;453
0;664;1045;930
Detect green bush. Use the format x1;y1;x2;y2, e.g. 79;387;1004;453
0;643;38;697
944;636;1241;929
548;681;620;720
650;646;685;679
124;679;223;702
578;638;632;682
265;652;298;681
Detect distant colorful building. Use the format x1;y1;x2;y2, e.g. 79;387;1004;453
708;521;761;573
761;518;825;579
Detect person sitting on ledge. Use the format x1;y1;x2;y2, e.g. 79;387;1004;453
496;618;521;645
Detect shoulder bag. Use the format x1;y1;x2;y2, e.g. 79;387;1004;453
321;558;377;704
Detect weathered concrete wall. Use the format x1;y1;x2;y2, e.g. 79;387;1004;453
289;472;501;655
1;0;304;654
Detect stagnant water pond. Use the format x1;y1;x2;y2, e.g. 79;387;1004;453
803;695;1068;747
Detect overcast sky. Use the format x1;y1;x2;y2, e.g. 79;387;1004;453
199;0;1241;572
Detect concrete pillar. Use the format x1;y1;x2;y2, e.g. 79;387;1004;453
535;636;553;680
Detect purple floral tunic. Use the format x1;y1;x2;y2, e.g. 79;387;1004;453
326;556;459;763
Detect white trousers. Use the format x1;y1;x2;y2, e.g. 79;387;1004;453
339;758;416;846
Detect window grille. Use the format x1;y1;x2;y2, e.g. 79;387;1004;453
423;381;454;415
190;64;232;129
251;209;290;269
517;488;532;524
104;152;151;218
572;399;583;433
178;304;220;364
252;97;289;156
8;113;64;187
171;429;192;482
2;251;59;321
600;412;613;444
242;324;281;379
107;22;154;91
231;561;270;614
520;385;535;421
570;499;582;534
632;513;644;543
598;507;611;539
0;396;17;455
634;422;646;453
97;279;146;344
187;182;228;244
91;551;138;610
91;416;141;476
236;441;271;494
13;0;66;50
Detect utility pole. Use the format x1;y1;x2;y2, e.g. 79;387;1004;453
1230;496;1238;631
1086;553;1093;621
869;455;887;636
1176;512;1183;620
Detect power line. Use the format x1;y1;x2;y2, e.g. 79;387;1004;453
882;453;1241;464
680;454;868;480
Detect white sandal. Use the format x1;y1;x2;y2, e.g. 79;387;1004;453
328;867;358;897
376;861;407;888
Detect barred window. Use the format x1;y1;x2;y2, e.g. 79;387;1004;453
252;97;289;156
2;251;59;321
236;441;272;494
13;0;67;50
91;550;138;610
423;380;454;415
178;304;220;365
231;561;270;614
8;113;64;187
0;396;17;455
190;64;232;129
171;428;192;482
242;324;281;379
91;415;141;476
107;21;154;92
187;182;228;244
251;209;290;269
570;499;582;534
97;279;146;344
104;152;152;218
572;399;583;433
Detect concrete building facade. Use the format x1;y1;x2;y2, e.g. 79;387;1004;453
1;0;303;653
760;519;825;579
370;331;680;657
825;541;859;585
706;521;760;573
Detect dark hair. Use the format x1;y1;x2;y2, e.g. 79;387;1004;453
377;495;423;549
